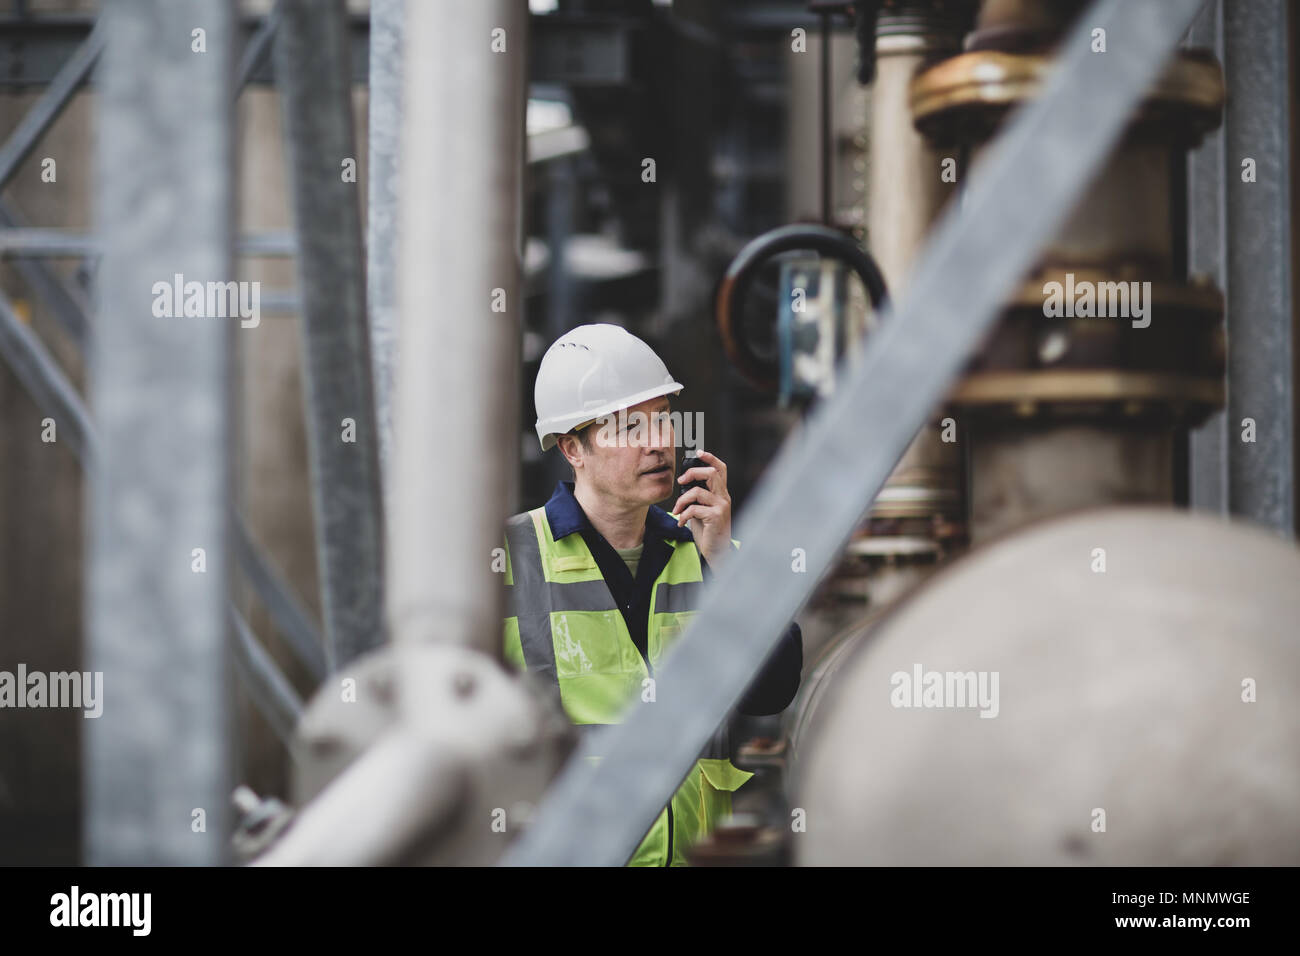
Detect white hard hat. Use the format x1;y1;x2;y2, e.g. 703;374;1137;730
534;323;683;451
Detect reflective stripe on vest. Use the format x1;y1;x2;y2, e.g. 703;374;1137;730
653;580;704;614
570;722;730;762
504;512;560;686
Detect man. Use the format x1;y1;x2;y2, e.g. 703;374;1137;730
502;323;803;866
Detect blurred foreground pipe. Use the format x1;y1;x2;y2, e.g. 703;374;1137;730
388;0;527;680
86;0;235;865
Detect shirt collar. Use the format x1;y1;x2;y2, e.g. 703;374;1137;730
545;480;694;543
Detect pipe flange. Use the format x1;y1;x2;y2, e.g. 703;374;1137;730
875;0;974;55
1006;270;1224;317
869;483;964;520
949;369;1224;425
910;48;1223;148
966;275;1225;383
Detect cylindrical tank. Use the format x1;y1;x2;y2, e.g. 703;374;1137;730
794;507;1300;865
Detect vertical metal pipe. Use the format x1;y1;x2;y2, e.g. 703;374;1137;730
0;289;94;466
542;155;577;495
867;17;960;292
86;0;235;865
236;3;281;95
389;0;527;673
819;11;832;224
864;10;965;545
233;516;327;681
229;606;305;747
1187;0;1229;515
1222;0;1295;534
367;0;404;488
969;425;1175;542
274;0;387;669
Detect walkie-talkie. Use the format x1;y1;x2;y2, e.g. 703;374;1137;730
678;451;707;493
678;449;707;539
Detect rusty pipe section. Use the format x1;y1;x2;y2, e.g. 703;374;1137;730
909;0;1225;542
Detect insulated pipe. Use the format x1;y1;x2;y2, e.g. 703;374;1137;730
388;0;528;675
861;6;967;554
866;13;960;293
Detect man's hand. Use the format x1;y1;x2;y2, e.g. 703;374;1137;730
675;449;733;569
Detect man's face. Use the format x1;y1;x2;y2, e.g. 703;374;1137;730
568;396;676;507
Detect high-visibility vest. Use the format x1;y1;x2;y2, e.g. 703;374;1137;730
502;506;753;866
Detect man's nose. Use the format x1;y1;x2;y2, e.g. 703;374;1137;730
650;417;674;451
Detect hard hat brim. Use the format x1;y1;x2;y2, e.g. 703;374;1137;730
537;381;684;451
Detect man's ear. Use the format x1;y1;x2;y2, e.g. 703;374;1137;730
557;434;583;471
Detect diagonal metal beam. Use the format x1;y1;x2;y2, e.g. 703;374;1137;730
0;283;324;689
0;14;102;360
0;287;93;465
230;605;305;748
0;17;103;188
502;0;1211;866
236;0;281;94
0;287;326;695
0;200;90;348
274;0;386;670
233;515;328;683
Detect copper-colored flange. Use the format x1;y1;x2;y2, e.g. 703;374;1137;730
910;49;1224;147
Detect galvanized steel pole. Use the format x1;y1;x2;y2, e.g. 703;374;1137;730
85;0;236;865
1222;0;1295;534
1186;0;1229;515
1188;0;1296;536
366;0;403;490
274;0;387;670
